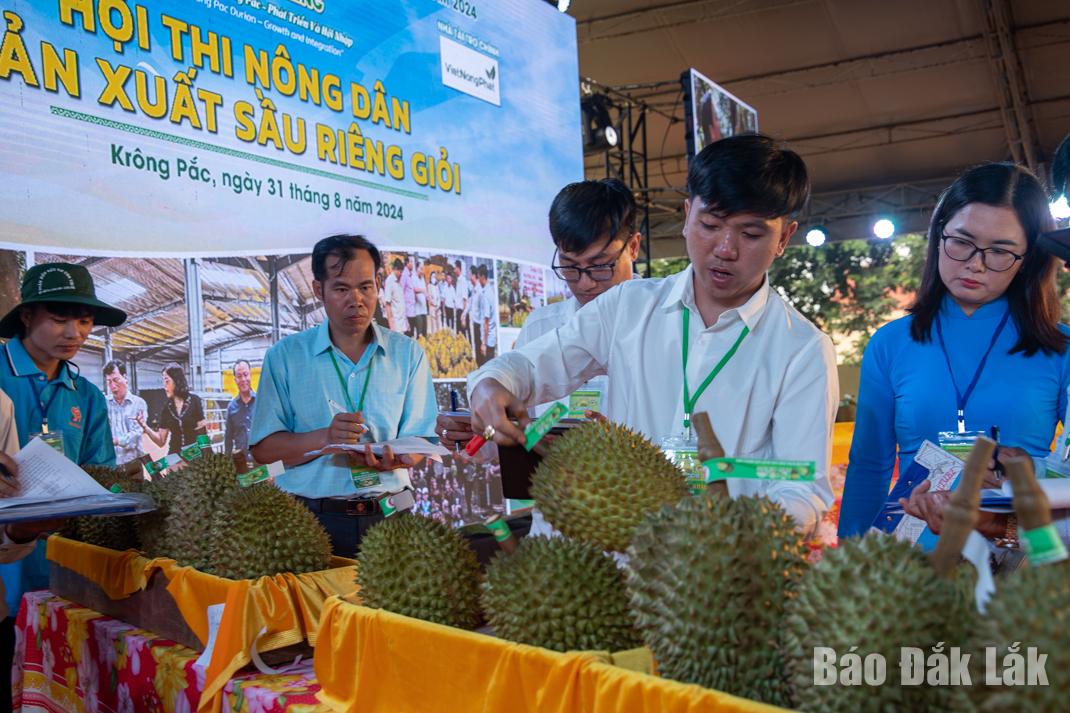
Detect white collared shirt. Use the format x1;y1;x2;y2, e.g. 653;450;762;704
468;265;838;535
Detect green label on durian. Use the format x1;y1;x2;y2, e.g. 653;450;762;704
524;401;567;451
238;465;271;487
109;483;123;493
484;516;512;542
704;458;816;482
179;435;213;462
1021;524;1070;566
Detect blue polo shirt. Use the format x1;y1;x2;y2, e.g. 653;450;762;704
250;321;437;498
0;337;115;464
0;336;116;617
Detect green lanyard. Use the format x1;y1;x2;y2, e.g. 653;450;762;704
328;348;373;414
681;308;749;431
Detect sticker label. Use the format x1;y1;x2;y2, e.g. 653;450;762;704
524;401;568;451
704;458;816;482
237;461;284;487
179;434;213;462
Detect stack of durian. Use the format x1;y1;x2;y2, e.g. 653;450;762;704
417;329;478;378
62;454;332;581
352;423;1069;710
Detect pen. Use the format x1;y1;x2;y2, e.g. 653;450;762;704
450;388;459;412
990;425;1002;479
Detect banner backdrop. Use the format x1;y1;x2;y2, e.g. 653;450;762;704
0;0;581;263
1;1;581;524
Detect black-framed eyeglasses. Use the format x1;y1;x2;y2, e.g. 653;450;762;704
551;242;629;283
941;234;1024;272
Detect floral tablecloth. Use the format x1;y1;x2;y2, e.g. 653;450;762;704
13;591;327;713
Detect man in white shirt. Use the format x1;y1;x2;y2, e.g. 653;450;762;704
383;258;407;334
438;178;642;446
468;134;838;536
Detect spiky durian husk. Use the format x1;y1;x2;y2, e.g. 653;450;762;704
969;562;1070;712
626;495;807;707
356;514;482;629
160;454;238;568
202;483;331;580
530;421;689;552
482;536;641;652
63;465;144;551
136;472;178;558
784;534;977;713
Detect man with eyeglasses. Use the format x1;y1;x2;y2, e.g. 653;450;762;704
437;178;641;446
467;135;837;537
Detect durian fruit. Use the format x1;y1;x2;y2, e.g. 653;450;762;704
136;473;178;558
160;454;239;569
784;535;977;712
482;536;641;652
356;514;482;629
626;495;807;707
530;421;689;552
63;465;146;551
203;483;331;580
969;564;1069;711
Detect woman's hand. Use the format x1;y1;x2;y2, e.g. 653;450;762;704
898;480;952;533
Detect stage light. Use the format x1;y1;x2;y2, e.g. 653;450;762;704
805;227;827;247
872;218;895;240
580;93;618;154
1051;194;1070;221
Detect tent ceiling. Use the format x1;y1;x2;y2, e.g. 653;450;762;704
571;0;1070;254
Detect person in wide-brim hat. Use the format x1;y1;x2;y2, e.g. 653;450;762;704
0;262;126;339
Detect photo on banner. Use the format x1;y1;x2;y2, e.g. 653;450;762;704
31;252;193;463
198;253;316;460
378;251;497;380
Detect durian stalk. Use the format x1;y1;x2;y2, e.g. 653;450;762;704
930;435;995;578
692;412;728;498
1003;456;1051;530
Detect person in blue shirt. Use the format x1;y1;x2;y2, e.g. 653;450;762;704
839;163;1070;540
250;235;437;556
0;262;125;711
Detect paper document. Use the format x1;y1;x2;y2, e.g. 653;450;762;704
305;436;450;460
0;438;157;523
2;437;110;507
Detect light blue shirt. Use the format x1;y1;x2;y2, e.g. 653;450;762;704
0;337;115;465
107;391;148;464
249;320;437;498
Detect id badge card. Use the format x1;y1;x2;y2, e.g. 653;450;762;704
937;430;988;459
568;390;602;415
658;432;705;496
350;467;382;490
35;430;65;456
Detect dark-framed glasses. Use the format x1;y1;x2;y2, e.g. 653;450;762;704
551;242;629;283
941;235;1024;272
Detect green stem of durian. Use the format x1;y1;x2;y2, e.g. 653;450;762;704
1004;456;1051;531
931;435;995;579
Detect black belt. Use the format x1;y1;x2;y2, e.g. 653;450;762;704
297;495;383;516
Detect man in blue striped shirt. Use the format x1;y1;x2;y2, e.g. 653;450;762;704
250;235;437;556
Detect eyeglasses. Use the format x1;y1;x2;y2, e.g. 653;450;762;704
941;235;1024;272
551;242;629;283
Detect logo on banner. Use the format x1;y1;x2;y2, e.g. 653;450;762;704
440;35;501;107
287;0;326;13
